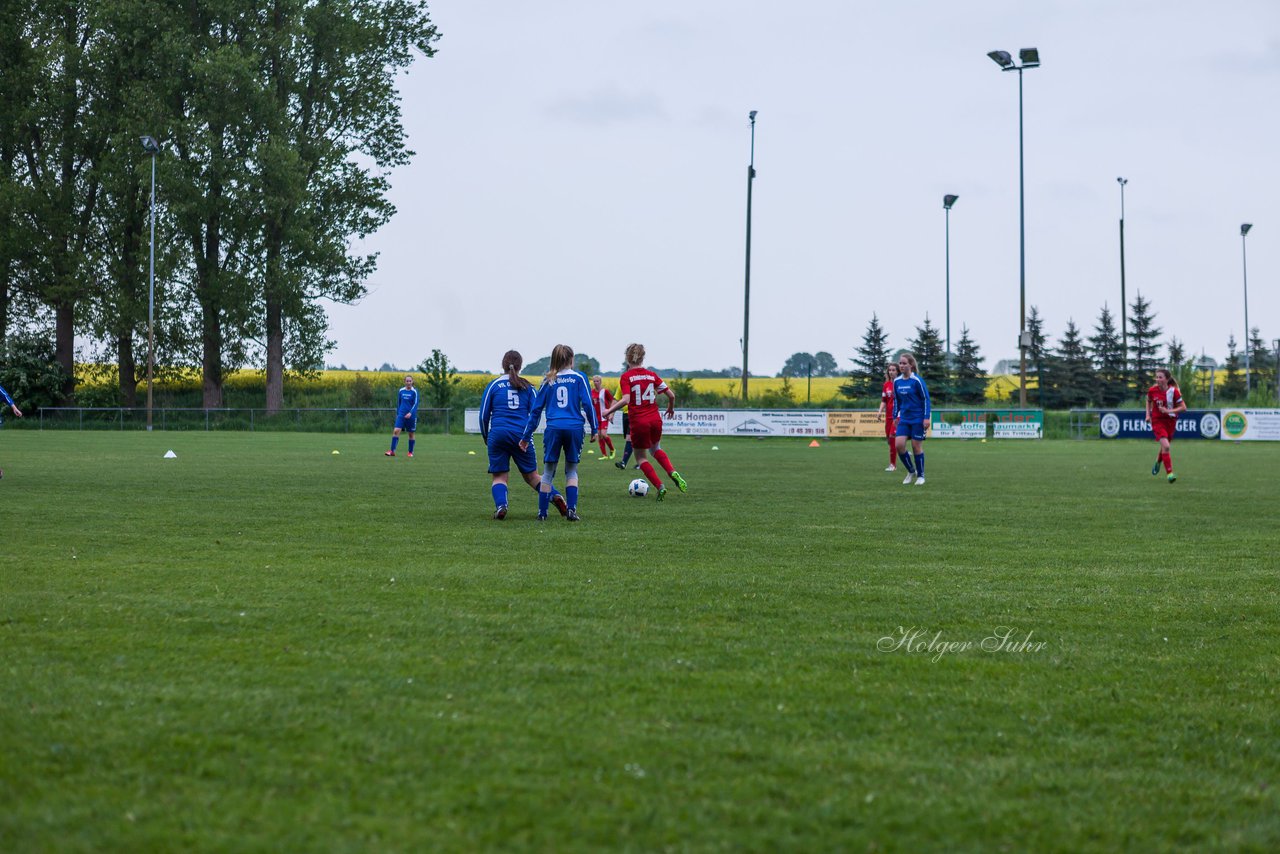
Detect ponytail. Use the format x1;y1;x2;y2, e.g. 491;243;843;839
502;350;529;391
546;344;574;384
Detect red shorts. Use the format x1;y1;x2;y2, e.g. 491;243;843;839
629;416;663;449
1152;420;1175;441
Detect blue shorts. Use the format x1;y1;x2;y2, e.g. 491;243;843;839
895;419;927;441
543;426;584;465
487;429;537;475
395;413;417;432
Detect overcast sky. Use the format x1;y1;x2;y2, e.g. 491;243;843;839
325;0;1279;375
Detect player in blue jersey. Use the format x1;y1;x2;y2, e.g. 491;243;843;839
385;375;419;457
893;352;931;486
0;383;23;480
479;350;569;520
519;344;598;522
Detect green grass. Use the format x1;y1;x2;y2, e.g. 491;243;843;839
2;432;1277;851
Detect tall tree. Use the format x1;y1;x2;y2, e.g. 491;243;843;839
1026;306;1061;408
255;0;440;413
812;351;838;377
1089;305;1127;407
1221;335;1245;401
1055;320;1095;408
1166;337;1185;367
1127;292;1162;393
18;2;114;400
1247;327;1274;398
908;316;947;401
950;326;986;405
780;352;814;378
842;314;891;400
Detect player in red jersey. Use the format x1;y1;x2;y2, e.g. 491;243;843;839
876;362;902;471
601;343;687;501
1146;367;1186;483
590;375;617;460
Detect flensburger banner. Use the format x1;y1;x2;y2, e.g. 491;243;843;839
1219;408;1280;441
1098;410;1222;440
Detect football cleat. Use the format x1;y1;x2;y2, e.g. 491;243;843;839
493;505;508;520
384;450;395;456
902;473;916;485
914;477;926;486
885;465;896;472
1152;458;1161;476
656;486;667;502
537;514;547;522
551;493;569;517
615;461;626;470
1168;472;1177;483
407;452;414;458
566;509;581;522
671;471;688;493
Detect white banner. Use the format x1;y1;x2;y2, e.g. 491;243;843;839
1220;408;1280;441
465;409;829;437
930;421;986;439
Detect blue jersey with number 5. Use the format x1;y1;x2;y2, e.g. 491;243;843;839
521;370;598;443
479;376;535;442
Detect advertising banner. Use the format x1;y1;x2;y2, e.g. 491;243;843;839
466;409;830;437
1098;410;1222;440
992;410;1043;439
827;411;892;438
930;411;986;439
1219;408;1280;441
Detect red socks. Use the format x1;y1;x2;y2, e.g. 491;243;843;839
640;461;663;489
652;449;676;476
1162;451;1173;473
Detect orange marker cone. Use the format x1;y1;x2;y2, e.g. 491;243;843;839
808;439;820;447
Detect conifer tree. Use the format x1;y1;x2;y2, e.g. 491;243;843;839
951;326;986;404
1127;292;1162;393
909;316;948;402
842;314;892;400
1056;320;1095;408
1089;305;1127;406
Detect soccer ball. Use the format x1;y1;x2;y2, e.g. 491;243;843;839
628;478;649;498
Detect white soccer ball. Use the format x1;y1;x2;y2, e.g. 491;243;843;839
628;478;650;498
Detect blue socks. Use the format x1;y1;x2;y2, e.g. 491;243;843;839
914;453;924;477
408;439;415;454
566;486;578;510
538;489;551;517
390;436;399;452
898;451;915;474
492;483;508;509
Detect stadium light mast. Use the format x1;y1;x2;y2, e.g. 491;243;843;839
1117;177;1128;377
1241;222;1253;395
742;110;758;401
141;135;161;431
988;47;1040;408
943;194;959;358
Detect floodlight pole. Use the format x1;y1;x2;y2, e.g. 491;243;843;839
990;50;1039;408
742;110;757;401
943;194;958;358
1241;223;1252;395
1117;178;1128;379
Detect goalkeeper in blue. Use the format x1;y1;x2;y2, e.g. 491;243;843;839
893;352;931;486
479;350;569;521
385;375;419;457
0;383;22;480
519;344;598;522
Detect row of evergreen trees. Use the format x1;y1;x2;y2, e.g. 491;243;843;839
840;293;1277;408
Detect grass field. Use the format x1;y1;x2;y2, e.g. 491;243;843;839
2;431;1278;851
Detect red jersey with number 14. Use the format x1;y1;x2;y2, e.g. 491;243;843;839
1147;384;1182;427
619;367;667;421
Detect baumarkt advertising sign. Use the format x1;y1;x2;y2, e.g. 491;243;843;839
991;410;1043;439
1219;409;1280;441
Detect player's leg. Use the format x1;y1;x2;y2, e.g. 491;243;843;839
616;414;634;469
1161;436;1176;481
650;427;687;493
563;429;584;520
886;427;897;470
912;431;926;485
896;431;915;482
387;423;402;455
406;426;416;457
